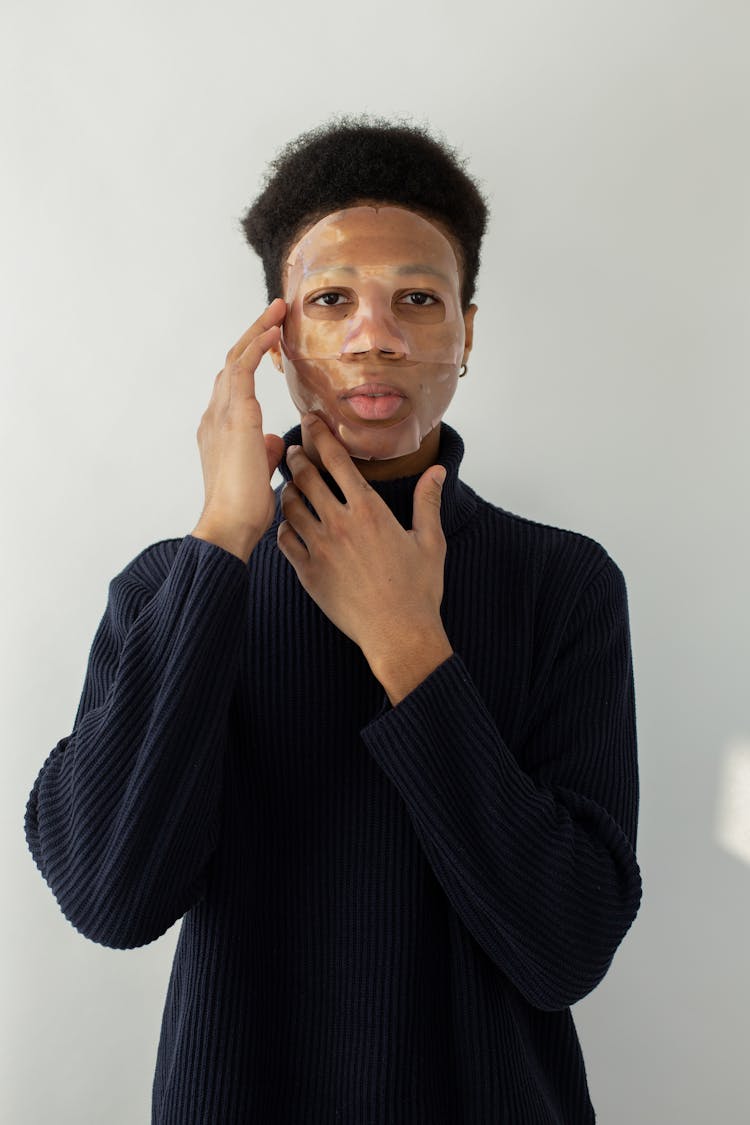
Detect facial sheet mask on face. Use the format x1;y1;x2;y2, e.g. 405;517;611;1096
279;206;466;460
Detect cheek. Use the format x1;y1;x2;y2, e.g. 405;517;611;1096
284;317;343;360
281;358;342;410
418;368;460;417
279;295;320;351
282;303;342;365
432;320;465;365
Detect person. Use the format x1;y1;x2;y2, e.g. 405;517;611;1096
24;114;643;1124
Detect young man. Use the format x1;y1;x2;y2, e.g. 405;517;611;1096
25;116;642;1123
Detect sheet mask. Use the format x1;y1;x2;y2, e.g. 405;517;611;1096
279;206;466;460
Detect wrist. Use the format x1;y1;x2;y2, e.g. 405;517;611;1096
367;622;454;707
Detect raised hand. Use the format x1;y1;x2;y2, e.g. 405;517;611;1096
277;413;453;702
191;298;287;562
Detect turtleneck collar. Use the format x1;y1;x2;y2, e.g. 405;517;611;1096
275;421;477;538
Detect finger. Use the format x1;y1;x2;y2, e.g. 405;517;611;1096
226;298;286;365
209;326;278;421
211;307;284;412
276;519;309;565
229;323;280;405
300;413;370;502
286;443;346;518
411;465;447;540
280;482;320;541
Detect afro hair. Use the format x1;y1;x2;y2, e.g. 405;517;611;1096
238;113;490;313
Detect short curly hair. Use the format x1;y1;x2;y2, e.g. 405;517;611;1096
238;113;490;313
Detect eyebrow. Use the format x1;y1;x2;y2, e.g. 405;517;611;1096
303;263;453;283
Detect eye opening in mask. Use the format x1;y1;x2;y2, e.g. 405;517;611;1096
305;288;440;306
302;288;446;323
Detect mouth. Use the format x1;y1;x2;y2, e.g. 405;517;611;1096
339;382;408;422
340;382;407;400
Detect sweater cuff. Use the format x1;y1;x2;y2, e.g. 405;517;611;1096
361;649;534;816
183;532;251;574
364;651;477;730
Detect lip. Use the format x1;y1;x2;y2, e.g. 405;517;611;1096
340;382;407;399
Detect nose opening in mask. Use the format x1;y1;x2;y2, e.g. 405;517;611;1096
279;325;460;368
338;311;410;359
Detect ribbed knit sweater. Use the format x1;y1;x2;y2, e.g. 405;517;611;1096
25;421;642;1124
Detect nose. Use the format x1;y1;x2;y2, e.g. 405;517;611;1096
338;298;410;360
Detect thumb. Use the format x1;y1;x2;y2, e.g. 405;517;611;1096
412;465;447;536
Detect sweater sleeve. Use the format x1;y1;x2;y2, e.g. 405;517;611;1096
360;553;642;1013
24;534;250;950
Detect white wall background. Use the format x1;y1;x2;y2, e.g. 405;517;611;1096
3;1;748;1121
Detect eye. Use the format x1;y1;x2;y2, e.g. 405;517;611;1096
309;291;349;307
400;291;439;306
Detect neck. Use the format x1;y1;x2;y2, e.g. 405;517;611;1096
278;419;477;538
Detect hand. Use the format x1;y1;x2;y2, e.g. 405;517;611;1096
277;413;453;683
191;298;287;559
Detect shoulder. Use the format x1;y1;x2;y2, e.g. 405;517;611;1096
467;489;618;584
107;536;186;597
465;496;633;681
106;533;252;596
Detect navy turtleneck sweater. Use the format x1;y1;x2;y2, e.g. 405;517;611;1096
25;421;642;1124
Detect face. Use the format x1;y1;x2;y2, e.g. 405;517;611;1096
269;204;477;461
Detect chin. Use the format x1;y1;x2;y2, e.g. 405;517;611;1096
338;428;423;462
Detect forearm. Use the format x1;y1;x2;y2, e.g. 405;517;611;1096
361;653;642;1010
25;535;249;948
361;558;643;1011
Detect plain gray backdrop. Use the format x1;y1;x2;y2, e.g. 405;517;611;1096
3;1;748;1121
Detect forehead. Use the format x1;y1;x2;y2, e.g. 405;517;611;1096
284;205;460;279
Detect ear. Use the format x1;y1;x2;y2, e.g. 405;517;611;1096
268;289;288;373
268;337;284;373
462;303;478;365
